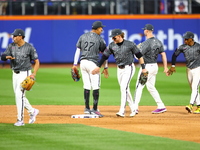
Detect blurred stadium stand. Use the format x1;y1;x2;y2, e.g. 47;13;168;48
0;0;200;15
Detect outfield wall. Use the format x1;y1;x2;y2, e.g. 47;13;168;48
0;15;200;63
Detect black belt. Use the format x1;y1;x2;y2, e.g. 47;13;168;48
14;70;20;74
118;64;132;69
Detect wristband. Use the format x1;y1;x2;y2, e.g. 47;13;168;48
74;64;77;66
141;64;145;69
172;65;175;67
104;67;108;69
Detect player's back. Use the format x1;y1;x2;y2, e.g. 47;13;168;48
77;32;106;64
141;37;164;63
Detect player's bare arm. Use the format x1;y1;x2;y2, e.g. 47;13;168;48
32;59;40;77
101;60;109;78
160;52;169;76
6;55;15;59
92;54;108;75
92;67;100;75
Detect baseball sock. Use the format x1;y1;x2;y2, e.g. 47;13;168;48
84;89;90;109
93;89;99;110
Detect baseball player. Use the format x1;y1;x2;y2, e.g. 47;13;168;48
133;24;168;114
168;31;200;114
1;29;40;126
92;29;147;117
72;21;108;118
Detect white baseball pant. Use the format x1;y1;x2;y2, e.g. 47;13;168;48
117;64;135;114
134;63;165;110
12;70;34;121
187;66;200;105
80;59;100;90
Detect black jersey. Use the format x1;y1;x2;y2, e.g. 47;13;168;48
140;37;164;64
76;32;106;65
174;42;200;69
3;42;38;71
103;40;140;66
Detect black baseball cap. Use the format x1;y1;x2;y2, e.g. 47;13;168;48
142;24;154;31
11;29;25;36
92;21;106;29
109;29;122;37
183;31;194;39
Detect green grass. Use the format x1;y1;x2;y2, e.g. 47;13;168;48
0;65;198;149
0;124;199;150
0;66;190;106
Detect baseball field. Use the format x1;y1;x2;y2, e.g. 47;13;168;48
0;63;200;150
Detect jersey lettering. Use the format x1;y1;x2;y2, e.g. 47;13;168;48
84;42;95;51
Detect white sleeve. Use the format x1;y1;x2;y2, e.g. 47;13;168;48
73;48;81;65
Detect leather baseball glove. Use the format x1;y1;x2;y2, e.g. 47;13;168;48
139;71;148;85
71;67;80;82
20;76;35;91
167;66;176;75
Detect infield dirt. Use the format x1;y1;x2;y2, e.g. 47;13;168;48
1;63;199;143
1;105;200;143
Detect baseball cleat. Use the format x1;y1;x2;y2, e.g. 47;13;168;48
29;108;39;124
130;111;136;117
193;106;200;114
152;108;167;114
84;108;91;114
136;109;139;114
91;109;104;118
14;121;24;126
185;105;193;113
116;112;125;117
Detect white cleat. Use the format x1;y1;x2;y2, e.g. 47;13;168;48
14;121;24;126
130;111;136;117
29;109;39;124
116;112;125;117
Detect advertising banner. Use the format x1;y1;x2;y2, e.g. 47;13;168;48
0;15;200;63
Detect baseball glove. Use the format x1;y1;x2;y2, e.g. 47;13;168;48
71;68;80;82
139;71;148;85
167;67;176;75
20;76;35;91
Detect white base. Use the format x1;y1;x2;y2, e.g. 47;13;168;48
71;114;99;118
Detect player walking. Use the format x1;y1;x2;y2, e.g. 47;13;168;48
168;31;200;114
1;29;40;126
92;29;147;117
72;21;108;118
133;24;168;114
